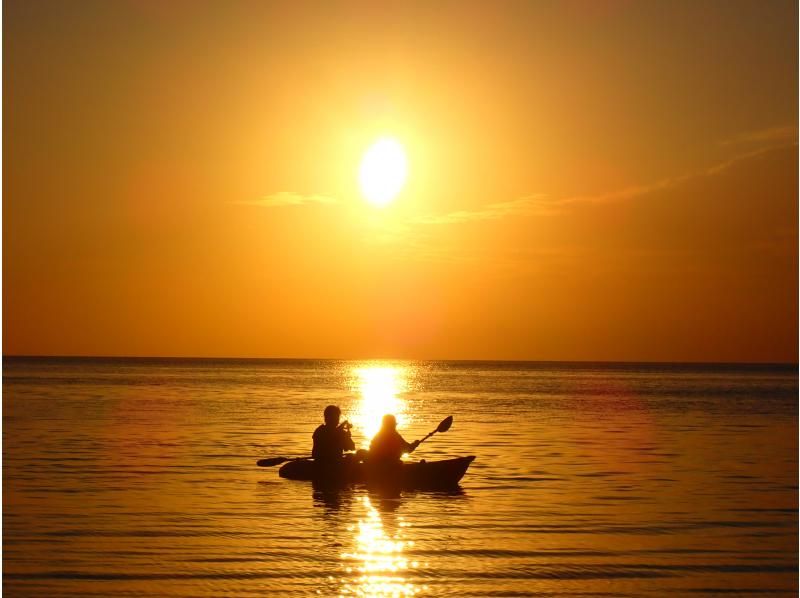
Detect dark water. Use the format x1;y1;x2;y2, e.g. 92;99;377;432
3;357;798;596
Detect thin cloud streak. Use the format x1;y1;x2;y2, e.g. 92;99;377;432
417;141;798;225
413;195;548;224
400;141;797;278
236;191;339;208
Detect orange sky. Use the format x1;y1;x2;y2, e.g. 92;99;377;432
4;0;798;362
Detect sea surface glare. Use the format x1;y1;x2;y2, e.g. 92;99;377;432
3;358;797;596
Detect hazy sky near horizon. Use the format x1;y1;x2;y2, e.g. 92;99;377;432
4;0;798;361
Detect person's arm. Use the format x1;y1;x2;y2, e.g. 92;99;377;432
400;433;420;454
343;430;355;452
311;426;322;460
339;422;355;452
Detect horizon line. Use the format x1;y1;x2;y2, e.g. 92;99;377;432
3;354;797;367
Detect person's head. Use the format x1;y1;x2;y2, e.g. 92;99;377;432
381;414;397;430
323;405;341;427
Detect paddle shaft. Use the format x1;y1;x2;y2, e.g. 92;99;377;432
416;416;453;447
257;456;308;467
419;429;438;443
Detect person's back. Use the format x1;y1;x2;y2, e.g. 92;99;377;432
312;405;354;463
369;415;419;464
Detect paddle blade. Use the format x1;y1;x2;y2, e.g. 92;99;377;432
437;416;454;433
256;457;289;467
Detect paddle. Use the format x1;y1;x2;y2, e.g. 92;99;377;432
415;415;453;448
256;456;307;467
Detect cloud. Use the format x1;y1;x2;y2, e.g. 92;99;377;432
704;141;797;176
416;140;798;225
413;179;687;226
237;191;339;207
407;141;797;275
557;142;795;208
413;195;549;224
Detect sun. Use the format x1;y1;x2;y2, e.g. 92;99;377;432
358;137;408;207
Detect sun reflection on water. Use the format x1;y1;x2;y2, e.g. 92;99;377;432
339;496;424;597
349;365;412;449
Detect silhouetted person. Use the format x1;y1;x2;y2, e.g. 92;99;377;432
312;405;355;463
369;414;419;464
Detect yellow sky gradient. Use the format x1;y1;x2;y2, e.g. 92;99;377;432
4;0;798;362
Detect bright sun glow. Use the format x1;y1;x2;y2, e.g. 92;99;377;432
349;365;410;449
358;138;408;207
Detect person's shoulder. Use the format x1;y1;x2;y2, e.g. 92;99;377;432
313;424;325;436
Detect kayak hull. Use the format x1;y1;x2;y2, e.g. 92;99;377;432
278;456;475;490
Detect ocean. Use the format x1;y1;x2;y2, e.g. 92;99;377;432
3;357;797;596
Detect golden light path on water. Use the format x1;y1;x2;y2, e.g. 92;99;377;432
337;365;425;596
348;365;411;450
338;496;426;597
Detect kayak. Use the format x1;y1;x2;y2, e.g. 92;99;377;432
279;456;475;489
278;456;475;490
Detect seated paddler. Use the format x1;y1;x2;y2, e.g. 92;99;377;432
312;405;355;463
369;414;420;464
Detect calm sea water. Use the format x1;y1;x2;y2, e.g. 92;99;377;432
3;357;798;597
